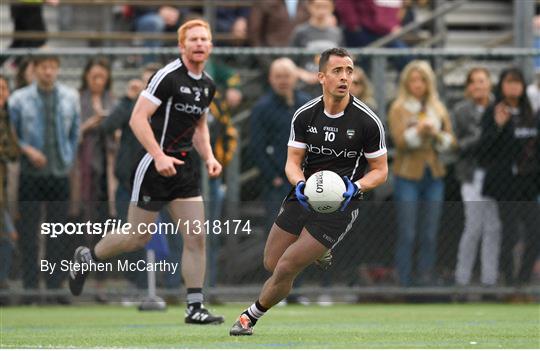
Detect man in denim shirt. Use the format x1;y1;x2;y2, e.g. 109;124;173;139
9;55;79;301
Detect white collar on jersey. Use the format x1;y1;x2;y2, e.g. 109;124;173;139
323;109;344;118
188;71;203;80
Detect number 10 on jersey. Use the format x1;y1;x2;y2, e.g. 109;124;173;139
324;131;335;142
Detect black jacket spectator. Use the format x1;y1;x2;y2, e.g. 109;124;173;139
480;80;539;201
478;67;540;285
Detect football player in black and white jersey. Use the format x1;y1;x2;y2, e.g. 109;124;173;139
230;48;388;336
69;19;224;325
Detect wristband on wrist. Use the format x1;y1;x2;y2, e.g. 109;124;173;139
354;181;364;198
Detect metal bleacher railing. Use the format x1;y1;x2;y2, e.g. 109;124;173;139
0;0;254;46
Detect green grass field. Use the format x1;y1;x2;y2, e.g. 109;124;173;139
1;303;539;348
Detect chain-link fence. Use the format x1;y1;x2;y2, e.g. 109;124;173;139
1;47;539;304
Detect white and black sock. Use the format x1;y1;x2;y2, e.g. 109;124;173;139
186;288;204;312
243;300;268;325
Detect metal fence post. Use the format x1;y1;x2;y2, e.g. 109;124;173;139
204;0;217;37
433;0;447;102
371;54;387;123
513;0;535;82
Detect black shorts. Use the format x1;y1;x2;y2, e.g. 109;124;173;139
274;193;362;249
130;152;200;212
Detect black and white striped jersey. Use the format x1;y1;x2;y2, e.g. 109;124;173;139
288;95;386;182
140;58;216;154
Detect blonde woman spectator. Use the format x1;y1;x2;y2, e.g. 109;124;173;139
453;68;501;286
350;67;377;110
389;60;456;286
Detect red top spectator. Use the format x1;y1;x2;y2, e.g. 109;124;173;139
335;0;411;72
336;0;401;36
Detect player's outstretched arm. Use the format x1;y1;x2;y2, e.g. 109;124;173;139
193;112;222;177
357;153;388;192
285;146;307;186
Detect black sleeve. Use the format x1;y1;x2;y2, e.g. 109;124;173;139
140;70;174;106
362;112;387;159
478;105;499;163
288;110;307;149
479;104;517;164
452;104;480;155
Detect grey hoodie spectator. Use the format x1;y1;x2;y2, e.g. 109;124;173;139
453;68;501;286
